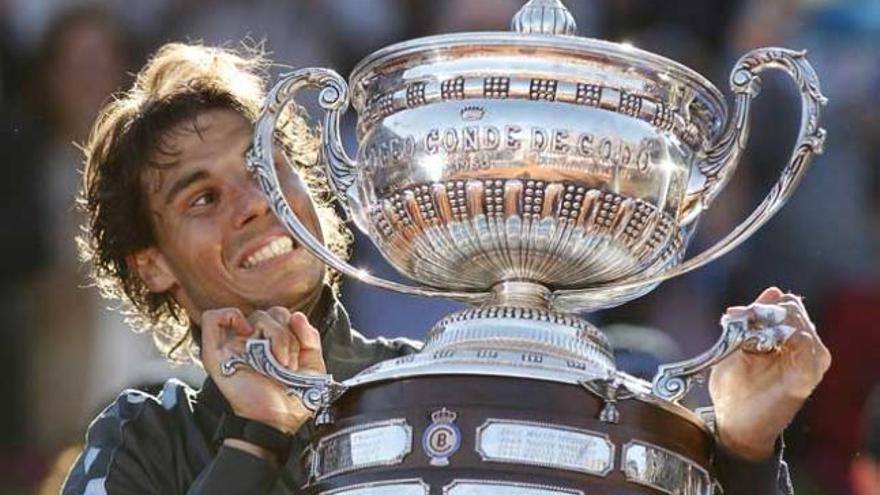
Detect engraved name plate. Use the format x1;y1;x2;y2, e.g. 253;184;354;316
622;441;712;495
476;419;614;475
314;419;413;480
320;479;429;495
443;479;584;495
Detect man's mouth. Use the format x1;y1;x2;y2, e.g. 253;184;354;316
241;236;295;269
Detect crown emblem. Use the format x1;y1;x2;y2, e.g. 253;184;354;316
460;106;486;121
423;407;461;466
430;408;457;424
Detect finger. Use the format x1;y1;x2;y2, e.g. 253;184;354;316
755;286;785;304
785;299;827;361
783;326;816;362
267;307;302;368
794;327;831;371
776;300;829;364
266;306;292;327
249;310;293;368
289;312;325;373
780;296;824;354
201;308;253;371
777;292;808;318
777;301;810;334
782;329;831;397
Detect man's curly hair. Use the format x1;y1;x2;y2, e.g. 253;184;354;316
78;43;351;362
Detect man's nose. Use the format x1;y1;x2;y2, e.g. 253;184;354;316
232;181;271;228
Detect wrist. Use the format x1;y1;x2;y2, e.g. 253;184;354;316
223;438;280;465
717;428;777;461
233;409;304;435
214;412;296;464
714;393;799;462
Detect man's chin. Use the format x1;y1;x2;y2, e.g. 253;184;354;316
253;272;326;309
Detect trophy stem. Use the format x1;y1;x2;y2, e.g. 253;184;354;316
487;280;553;310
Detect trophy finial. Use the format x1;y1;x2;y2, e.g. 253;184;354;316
511;0;577;36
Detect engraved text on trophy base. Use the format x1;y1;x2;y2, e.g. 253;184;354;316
476;419;614;475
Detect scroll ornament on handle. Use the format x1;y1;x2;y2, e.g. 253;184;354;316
652;310;794;403
691;47;827;213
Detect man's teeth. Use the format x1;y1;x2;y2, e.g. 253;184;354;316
243;237;294;268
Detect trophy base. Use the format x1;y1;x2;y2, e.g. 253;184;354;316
302;375;718;494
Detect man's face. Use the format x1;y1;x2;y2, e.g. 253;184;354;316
136;109;326;322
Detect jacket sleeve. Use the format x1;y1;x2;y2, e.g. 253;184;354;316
62;391;175;494
61;389;292;495
714;439;794;495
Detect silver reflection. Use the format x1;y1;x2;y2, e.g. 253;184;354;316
622;441;712;495
313;419;413;480
443;479;584;495
319;479;429;495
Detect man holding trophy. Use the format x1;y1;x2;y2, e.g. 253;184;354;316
64;1;830;494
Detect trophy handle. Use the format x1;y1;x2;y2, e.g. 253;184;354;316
681;47;827;222
222;339;348;414
554;48;826;310
651;314;791;403
248;68;489;305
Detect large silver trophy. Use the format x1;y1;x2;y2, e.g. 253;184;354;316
231;0;826;493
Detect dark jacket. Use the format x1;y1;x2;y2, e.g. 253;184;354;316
62;297;792;494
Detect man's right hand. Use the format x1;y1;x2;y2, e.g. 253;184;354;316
201;307;326;438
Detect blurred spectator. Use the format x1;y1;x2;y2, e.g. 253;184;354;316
808;285;880;493
852;384;880;495
23;6;125;454
23;5;129;451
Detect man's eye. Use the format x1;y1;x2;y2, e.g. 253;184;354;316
190;191;216;208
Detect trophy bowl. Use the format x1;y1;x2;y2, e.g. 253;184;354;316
236;0;827;493
346;32;719;295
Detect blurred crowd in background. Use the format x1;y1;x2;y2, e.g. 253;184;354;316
0;0;878;493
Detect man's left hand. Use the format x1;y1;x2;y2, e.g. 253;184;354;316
709;287;831;461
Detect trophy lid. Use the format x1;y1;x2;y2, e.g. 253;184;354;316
349;0;726;135
351;0;727;118
510;0;578;36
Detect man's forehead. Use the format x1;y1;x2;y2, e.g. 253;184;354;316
144;110;251;194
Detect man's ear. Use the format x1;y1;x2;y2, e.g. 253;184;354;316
128;247;177;293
